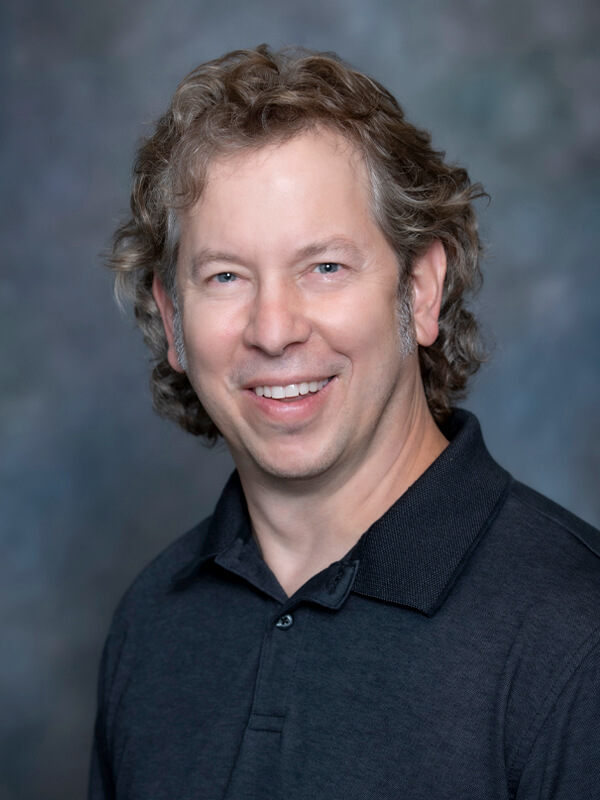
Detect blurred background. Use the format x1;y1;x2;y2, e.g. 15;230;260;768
1;0;599;797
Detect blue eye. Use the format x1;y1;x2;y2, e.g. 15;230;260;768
314;263;341;275
214;272;237;283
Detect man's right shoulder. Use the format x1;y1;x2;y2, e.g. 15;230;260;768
112;515;213;625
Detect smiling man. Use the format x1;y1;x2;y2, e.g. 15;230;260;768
90;47;600;800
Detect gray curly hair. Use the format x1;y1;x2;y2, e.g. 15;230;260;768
109;45;487;442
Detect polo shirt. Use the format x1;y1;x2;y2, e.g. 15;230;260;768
89;410;600;799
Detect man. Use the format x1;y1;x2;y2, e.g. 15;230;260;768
90;46;600;799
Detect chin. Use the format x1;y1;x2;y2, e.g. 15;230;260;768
241;441;343;484
260;463;332;482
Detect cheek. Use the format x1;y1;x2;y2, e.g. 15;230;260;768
183;307;243;384
322;287;400;354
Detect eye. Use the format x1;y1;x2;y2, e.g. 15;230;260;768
313;262;342;275
213;272;238;284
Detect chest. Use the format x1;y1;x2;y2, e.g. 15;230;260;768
107;584;516;800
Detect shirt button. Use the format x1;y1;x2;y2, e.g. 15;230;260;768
275;613;294;630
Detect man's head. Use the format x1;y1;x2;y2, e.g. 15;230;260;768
152;130;448;481
110;45;486;442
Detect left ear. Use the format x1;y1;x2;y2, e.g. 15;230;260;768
411;240;447;347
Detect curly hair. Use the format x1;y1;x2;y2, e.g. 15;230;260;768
110;44;487;441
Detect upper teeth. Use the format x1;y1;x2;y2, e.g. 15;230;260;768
254;379;329;398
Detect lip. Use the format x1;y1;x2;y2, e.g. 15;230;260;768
243;375;336;425
242;375;332;390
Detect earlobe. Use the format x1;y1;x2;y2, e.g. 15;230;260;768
411;240;447;347
152;275;186;373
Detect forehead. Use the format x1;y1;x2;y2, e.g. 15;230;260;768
206;126;367;178
179;129;377;255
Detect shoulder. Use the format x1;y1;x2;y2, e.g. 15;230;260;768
483;480;600;640
101;470;246;654
111;515;213;631
490;479;600;591
499;481;600;604
470;477;600;712
471;481;600;790
95;516;212;701
504;481;600;654
458;474;600;649
509;480;600;558
497;485;600;794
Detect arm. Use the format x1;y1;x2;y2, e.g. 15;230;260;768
514;638;600;799
87;611;131;800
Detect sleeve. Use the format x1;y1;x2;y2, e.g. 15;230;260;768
88;729;114;800
87;637;116;800
514;638;600;800
87;611;131;800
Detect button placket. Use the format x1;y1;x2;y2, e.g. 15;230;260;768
246;605;308;732
224;566;359;799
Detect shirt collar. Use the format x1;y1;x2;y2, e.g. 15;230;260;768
170;471;253;589
173;410;511;616
351;409;511;615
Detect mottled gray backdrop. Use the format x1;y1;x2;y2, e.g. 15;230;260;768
2;0;599;797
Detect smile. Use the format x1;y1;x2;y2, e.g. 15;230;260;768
253;379;330;399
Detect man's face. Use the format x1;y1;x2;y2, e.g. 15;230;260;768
162;130;432;483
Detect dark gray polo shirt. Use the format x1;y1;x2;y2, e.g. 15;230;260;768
89;410;600;799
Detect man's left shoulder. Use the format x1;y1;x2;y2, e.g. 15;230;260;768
488;483;600;794
489;479;600;621
508;479;600;563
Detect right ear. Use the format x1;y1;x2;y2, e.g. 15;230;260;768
152;275;186;373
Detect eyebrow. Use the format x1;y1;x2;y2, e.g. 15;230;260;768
188;236;365;279
188;248;243;280
295;236;364;263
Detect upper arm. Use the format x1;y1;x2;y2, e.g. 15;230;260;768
513;638;600;799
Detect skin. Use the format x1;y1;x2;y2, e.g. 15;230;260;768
153;130;448;596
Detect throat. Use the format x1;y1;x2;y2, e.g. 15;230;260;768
255;530;355;598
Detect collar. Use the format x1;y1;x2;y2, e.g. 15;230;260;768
172;410;511;616
351;409;511;615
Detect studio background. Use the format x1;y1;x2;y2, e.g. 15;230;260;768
2;1;599;798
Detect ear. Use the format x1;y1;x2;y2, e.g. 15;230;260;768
152;275;186;373
411;240;447;347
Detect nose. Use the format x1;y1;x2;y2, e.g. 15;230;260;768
242;280;311;356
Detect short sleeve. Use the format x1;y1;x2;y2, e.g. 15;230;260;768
514;639;600;799
87;611;131;800
88;637;116;800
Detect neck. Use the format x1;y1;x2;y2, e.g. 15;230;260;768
236;393;448;597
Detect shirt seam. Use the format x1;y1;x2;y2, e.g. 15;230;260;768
507;628;600;794
511;490;600;559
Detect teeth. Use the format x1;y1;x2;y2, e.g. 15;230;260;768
253;379;329;398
